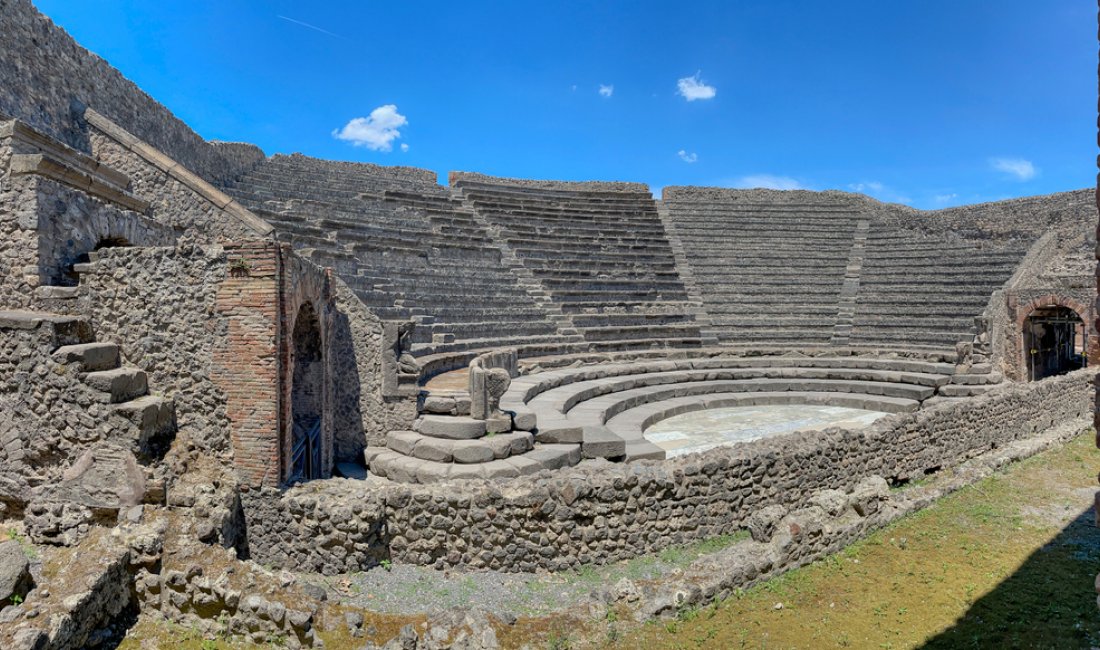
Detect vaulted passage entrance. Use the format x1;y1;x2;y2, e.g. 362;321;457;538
1024;306;1086;381
290;302;324;482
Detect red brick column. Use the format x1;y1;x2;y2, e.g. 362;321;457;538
212;241;283;488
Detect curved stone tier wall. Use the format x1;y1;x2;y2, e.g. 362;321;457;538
240;368;1093;574
450;171;648;193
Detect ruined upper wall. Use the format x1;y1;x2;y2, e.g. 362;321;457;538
450;171;650;194
0;0;261;185
265;153;440;187
880;189;1096;242
665;185;1096;243
662;186;867;206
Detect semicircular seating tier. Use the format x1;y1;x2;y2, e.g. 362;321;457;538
660;190;864;346
222;154;568;357
372;350;1012;483
660;188;1036;354
450;174;706;350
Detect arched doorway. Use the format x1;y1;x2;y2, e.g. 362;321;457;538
1024;305;1086;381
289;302;324;482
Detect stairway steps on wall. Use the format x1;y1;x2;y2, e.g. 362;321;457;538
51;342;120;372
83;367;149;403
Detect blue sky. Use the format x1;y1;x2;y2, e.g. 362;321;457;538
36;0;1096;208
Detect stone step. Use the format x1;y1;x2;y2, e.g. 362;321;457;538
624;439;666;462
51;342;120;372
938;383;1000;397
34;285;80;300
386;430;533;463
0;310;94;346
112;395;177;457
84;367;148;403
365;443;581;483
412;415;487;439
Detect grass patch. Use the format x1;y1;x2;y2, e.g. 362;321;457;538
617;430;1100;649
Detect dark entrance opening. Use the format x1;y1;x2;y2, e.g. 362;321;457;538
62;236;132;285
1024;306;1086;381
289;302;324;483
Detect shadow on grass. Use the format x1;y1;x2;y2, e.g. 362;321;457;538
920;504;1100;649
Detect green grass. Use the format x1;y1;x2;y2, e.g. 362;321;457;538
619;430;1100;649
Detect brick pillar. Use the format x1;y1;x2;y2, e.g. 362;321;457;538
213;241;283;488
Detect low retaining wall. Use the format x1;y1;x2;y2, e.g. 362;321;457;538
240;369;1093;575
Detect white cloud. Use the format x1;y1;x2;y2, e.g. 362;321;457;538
848;180;911;205
571;84;578;92
599;84;614;98
990;157;1037;181
933;192;958;204
677;72;716;101
332;104;408;152
400;143;409;153
732;174;803;190
677;150;698;163
849;181;885;194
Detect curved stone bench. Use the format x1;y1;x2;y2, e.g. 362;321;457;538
365;413;582;484
605;390;911;460
497;354;955;462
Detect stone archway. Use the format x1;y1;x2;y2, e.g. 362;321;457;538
289;302;324;482
1017;295;1089;381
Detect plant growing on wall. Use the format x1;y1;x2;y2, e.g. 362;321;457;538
228;257;252;277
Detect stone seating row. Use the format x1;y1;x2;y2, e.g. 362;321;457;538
226;160;575;353
661;199;861;347
605;391;911;460
493;354;962;462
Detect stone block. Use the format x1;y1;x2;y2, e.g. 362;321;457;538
581;426;626;459
412;437;454;463
414;415;486;440
385;431;421;456
451;440;495;464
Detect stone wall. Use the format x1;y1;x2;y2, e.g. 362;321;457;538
0;125;175;310
273;153;440;186
0;313;101;511
0;0;246;184
330;279;416;459
208;141;267;183
886;189;1095;241
662;185;1094;244
241;368;1094;574
77;246;231;455
451;170;649;193
88;126;269;242
662;186;864;206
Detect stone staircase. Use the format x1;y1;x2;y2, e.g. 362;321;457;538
458;190;585;344
0;308;177;534
44;317;177;461
662;194;861;346
831;218;870;345
655;201;720;345
365;411;581;483
221;155;565;356
453;178;705;350
850;221;1031;350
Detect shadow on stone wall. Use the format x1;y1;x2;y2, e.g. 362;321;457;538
330;310;365;464
919;505;1100;648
